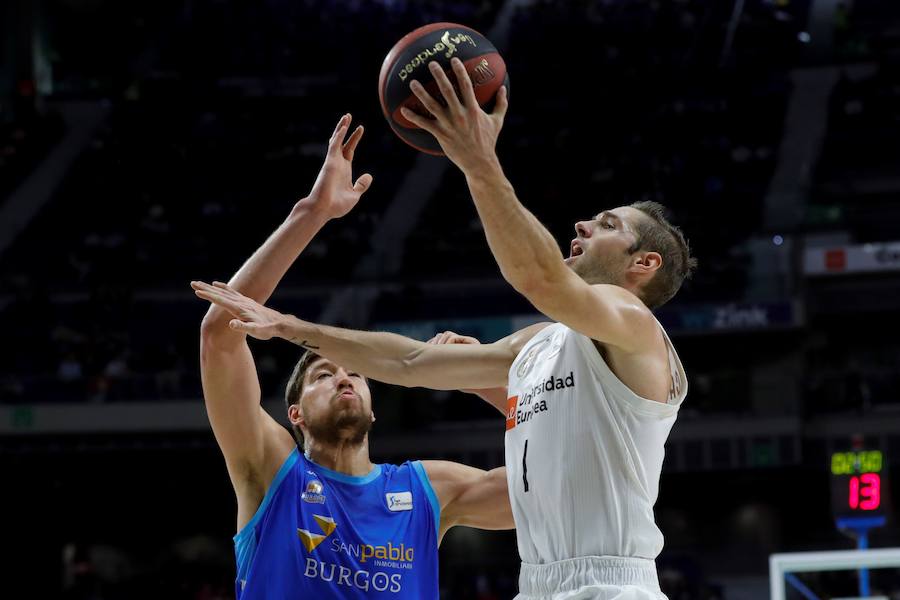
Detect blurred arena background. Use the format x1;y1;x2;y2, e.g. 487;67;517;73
2;0;900;598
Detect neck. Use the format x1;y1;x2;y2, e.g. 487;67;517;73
304;435;374;476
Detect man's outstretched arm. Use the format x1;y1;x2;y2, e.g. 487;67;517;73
191;280;548;401
198;115;373;507
426;330;509;415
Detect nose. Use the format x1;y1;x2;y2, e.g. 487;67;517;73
334;368;354;389
575;220;591;238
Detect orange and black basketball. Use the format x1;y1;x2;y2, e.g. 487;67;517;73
378;22;509;155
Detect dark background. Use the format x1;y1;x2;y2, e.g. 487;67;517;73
2;0;900;598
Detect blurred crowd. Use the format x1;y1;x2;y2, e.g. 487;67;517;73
3;0;898;419
4;1;900;595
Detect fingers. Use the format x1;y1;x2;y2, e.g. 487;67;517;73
428;61;464;114
409;80;447;126
427;331;454;345
191;280;243;312
191;285;236;312
399;105;439;135
212;281;248;300
328;114;351;156
191;280;223;296
192;280;233;294
230;319;275;341
211;281;240;298
426;330;482;345
229;319;253;332
330;113;349;139
353;173;373;194
343;125;364;160
493;85;509;121
450;58;478;110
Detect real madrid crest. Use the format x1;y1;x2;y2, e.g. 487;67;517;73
516;338;551;378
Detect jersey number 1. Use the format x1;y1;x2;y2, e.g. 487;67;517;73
522;439;530;492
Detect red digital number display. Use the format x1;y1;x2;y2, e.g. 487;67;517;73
830;450;888;519
848;473;881;511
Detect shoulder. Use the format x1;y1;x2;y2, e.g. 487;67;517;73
592;283;655;318
499;321;555;356
253;428;300;489
417;460;482;508
588;284;659;351
418;459;467;481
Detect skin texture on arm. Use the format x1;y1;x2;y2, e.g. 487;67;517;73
190;281;550;398
422;461;513;543
199;198;329;498
418;336;513;541
400;59;660;354
196;115;373;528
426;330;509;415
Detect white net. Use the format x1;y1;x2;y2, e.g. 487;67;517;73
770;548;900;600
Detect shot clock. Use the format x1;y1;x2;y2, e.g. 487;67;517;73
830;449;889;520
829;447;890;597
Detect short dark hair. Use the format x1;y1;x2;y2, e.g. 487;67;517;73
628;201;697;310
284;350;321;448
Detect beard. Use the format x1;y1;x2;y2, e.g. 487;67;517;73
304;400;373;447
570;251;626;285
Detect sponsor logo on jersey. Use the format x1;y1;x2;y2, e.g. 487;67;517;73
386;491;413;511
304;558;404;593
505;395;518;430
302;479;326;504
297;513;416;593
332;539;416;566
507;371;575;429
298;514;337;552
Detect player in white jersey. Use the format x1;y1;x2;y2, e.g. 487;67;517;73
191;59;697;599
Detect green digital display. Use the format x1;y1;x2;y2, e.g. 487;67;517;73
831;450;883;475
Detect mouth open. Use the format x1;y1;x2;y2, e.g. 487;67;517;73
569;240;584;258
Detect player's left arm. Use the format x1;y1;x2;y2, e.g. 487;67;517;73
401;59;658;351
422;461;513;540
426;330;509;415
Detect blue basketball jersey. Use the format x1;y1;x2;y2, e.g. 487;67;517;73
234;449;441;599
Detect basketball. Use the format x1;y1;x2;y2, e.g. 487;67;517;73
378;22;509;155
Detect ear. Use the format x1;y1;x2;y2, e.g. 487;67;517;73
633;251;662;275
370;410;376;424
288;403;304;428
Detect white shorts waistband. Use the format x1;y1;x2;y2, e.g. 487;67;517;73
518;555;661;595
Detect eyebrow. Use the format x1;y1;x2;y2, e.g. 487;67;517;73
308;360;334;374
593;211;622;225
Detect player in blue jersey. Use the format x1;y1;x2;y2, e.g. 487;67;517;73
194;115;512;599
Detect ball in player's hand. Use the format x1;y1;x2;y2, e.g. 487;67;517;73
378;22;509;155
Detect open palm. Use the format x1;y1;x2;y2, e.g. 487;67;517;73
307;114;374;220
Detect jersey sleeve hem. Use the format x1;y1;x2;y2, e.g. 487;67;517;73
412;460;441;539
233;447;300;543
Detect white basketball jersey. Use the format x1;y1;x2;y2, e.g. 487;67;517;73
504;322;687;565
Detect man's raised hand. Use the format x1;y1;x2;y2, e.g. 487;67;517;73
400;58;508;174
304;114;374;220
